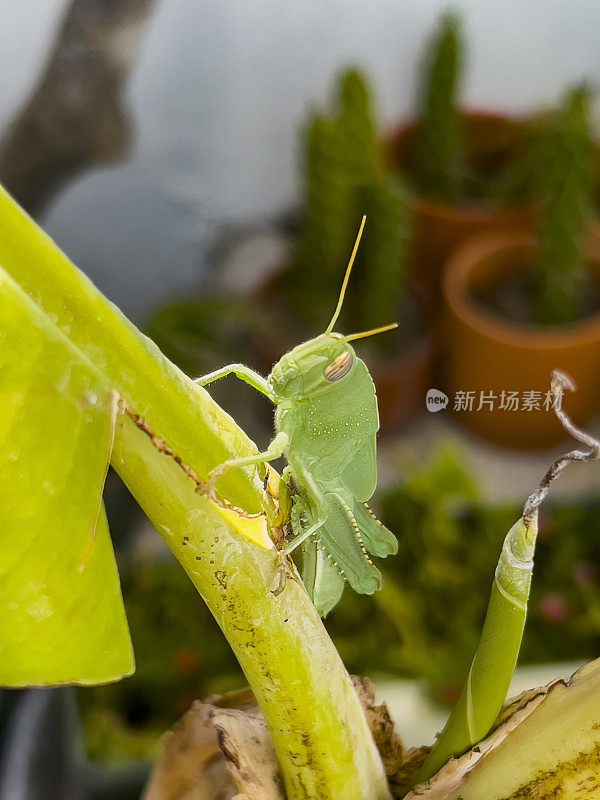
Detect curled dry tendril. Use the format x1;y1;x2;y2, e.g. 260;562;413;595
523;369;600;525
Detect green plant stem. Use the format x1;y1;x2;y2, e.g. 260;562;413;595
0;186;391;800
415;515;538;787
114;415;390;799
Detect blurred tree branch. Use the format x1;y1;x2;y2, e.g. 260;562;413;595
0;0;157;216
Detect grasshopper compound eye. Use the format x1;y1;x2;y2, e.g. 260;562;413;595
324;350;353;381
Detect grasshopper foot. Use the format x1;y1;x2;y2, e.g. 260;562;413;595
271;559;288;596
270;549;300;597
195;475;217;501
196;460;229;500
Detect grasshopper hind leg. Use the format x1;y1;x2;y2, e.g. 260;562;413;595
278;496;345;617
316;493;383;596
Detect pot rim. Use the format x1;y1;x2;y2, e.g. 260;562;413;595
443;229;600;348
386;108;533;222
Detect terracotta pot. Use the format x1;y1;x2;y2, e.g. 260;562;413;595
387;111;535;311
249;263;433;436
442;230;600;449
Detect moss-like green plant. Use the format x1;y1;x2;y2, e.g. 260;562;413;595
532;86;596;325
413;11;465;203
285;68;410;336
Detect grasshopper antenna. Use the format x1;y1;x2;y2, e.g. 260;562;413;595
325;215;366;335
345;323;398;342
523;369;600;524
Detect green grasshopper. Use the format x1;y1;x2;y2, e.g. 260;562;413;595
197;217;398;616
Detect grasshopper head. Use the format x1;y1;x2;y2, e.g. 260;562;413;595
268;334;356;400
268;217;397;400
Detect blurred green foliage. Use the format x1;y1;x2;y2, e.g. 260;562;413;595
330;444;600;703
144;297;279;440
284;68;411;337
145;297;275;378
82;443;600;762
413;11;465;203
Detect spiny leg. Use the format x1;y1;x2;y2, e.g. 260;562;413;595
355;502;398;557
272;498;327;597
311;493;382;594
336;494;374;567
280;515;328;556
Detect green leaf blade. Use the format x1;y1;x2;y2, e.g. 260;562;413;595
0;271;133;685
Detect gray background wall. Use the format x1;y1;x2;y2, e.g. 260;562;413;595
1;0;599;320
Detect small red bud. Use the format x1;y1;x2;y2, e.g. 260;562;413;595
436;682;461;708
173;647;199;675
539;593;568;623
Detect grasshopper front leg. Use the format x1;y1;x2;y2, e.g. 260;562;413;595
194;363;274;400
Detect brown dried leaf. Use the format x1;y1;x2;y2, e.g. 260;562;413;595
142;699;235;800
389;746;431;799
351;677;404;774
143;678;413;800
210;701;284;800
142;688;283;800
350;676;435;798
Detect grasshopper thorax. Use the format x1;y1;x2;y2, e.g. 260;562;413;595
268;334;356;401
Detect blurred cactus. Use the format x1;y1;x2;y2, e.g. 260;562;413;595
355;179;412;329
531;87;596;326
337;69;381;185
286;113;356;323
284;68;410;336
486;115;547;207
413;11;465;203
